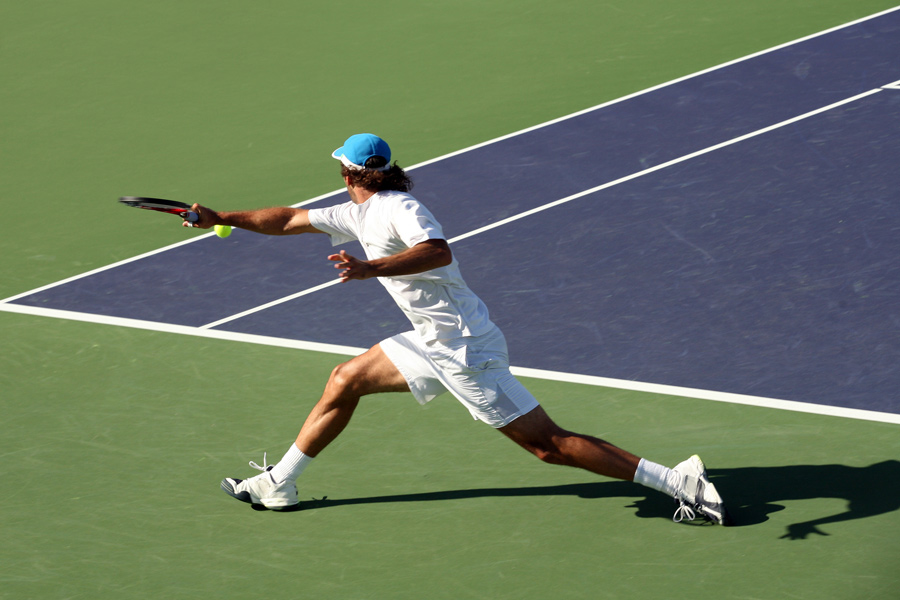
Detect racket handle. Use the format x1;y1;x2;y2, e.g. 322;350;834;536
185;211;199;223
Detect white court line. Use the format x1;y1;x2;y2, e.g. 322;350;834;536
448;89;885;243
200;279;340;329
402;5;900;171
3;301;899;425
199;86;884;329
0;234;215;304
0;303;366;357
0;189;346;305
512;366;900;425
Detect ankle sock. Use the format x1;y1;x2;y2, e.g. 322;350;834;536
633;458;684;498
269;443;313;483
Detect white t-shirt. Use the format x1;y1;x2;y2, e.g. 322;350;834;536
308;191;495;343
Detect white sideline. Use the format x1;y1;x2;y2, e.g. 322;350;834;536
3;302;899;426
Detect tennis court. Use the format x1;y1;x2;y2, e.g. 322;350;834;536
2;2;899;599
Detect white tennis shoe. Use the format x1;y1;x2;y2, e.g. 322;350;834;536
672;454;729;525
221;456;299;510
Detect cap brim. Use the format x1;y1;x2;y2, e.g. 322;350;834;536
331;145;391;171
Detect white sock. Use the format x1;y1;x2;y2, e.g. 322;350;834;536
633;458;684;498
269;443;313;484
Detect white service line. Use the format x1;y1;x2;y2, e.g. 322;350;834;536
450;88;884;242
198;86;885;329
199;279;341;329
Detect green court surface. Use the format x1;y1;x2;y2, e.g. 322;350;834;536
2;2;899;599
3;316;898;599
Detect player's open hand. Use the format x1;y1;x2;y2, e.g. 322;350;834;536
328;250;374;282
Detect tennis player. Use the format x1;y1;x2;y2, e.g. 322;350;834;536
188;133;729;525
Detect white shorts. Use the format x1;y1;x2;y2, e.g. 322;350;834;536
380;326;540;428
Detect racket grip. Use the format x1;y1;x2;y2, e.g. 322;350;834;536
185;211;199;223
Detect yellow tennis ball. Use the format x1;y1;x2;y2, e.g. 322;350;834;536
214;224;232;238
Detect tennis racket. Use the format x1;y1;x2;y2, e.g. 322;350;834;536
118;197;200;224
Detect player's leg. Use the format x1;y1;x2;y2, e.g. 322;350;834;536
294;343;410;457
221;343;409;510
434;327;729;523
498;405;729;524
497;405;640;481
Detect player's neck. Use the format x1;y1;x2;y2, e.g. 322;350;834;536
348;185;377;205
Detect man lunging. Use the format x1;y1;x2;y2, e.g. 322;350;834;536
187;133;729;525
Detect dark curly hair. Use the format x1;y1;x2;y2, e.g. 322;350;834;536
341;158;413;193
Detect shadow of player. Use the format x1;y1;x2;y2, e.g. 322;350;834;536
281;460;899;539
699;460;900;539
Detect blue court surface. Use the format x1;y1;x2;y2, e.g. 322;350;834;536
5;10;900;419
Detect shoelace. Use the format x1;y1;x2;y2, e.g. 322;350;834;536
248;452;269;472
673;500;697;523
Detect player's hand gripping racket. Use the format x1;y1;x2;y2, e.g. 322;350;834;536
118;197;199;225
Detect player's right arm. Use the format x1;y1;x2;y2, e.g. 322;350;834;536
186;204;325;235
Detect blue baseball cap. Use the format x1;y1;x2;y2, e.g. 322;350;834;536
332;133;391;171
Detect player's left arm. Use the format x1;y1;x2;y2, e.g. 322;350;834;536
328;239;452;282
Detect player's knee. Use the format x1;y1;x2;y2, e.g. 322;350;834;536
328;361;361;396
526;430;580;466
528;440;567;465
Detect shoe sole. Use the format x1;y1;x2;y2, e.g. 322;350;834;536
220;478;300;511
221;478;254;504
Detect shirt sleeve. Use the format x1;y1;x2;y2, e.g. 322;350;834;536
392;197;446;248
308;203;357;246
